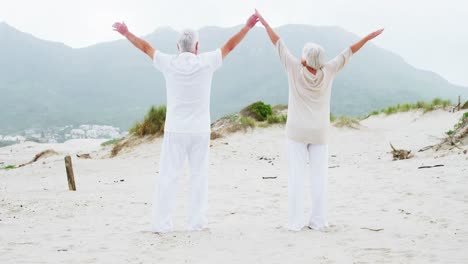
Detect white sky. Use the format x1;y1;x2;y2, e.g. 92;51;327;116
0;0;467;86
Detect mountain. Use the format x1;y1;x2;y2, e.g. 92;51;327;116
1;22;467;134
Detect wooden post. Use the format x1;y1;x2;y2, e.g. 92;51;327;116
458;96;461;111
64;156;76;191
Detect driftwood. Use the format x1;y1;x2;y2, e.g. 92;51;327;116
18;149;59;167
64;156;76;191
390;143;412;160
418;145;434;152
76;154;92;159
262;176;277;180
361;227;384;232
418;164;444;169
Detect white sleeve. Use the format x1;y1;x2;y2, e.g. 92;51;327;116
326;47;353;74
201;49;223;72
275;39;299;72
153;51;173;72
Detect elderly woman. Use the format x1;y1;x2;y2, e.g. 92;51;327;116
255;10;383;231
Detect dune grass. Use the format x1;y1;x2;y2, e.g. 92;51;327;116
333;116;361;129
101;138;123;147
374;98;452;116
267;114;287;124
239;116;256;129
446;112;468;135
130;105;166;137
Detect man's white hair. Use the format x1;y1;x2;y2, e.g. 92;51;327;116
178;29;199;53
302;43;326;69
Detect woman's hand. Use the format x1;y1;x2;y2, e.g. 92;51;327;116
365;28;384;41
255;9;267;26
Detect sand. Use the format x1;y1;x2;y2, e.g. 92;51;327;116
1;110;467;263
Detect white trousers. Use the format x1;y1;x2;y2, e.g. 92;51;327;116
287;138;329;231
152;132;210;233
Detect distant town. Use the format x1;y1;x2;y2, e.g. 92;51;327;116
0;125;128;147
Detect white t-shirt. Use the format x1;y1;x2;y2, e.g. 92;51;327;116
153;49;222;133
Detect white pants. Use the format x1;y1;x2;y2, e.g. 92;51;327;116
152;132;210;233
287;138;329;231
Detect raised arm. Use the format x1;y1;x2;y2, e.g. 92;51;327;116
112;22;155;59
255;9;280;45
221;14;259;59
350;29;384;54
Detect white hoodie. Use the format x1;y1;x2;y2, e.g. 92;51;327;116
276;39;352;144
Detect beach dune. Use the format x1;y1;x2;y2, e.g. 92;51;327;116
0;109;467;263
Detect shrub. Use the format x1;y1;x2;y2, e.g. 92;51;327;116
130;105;166;136
2;165;16;170
241;101;273;121
446;130;454;136
330;113;337;122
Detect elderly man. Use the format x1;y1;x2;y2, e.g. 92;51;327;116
113;14;259;233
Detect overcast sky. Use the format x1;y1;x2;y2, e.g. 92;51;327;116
1;0;466;86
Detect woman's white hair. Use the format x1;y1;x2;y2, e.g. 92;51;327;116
302;43;326;69
178;29;199;53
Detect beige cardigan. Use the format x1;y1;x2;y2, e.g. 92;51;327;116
276;39;353;144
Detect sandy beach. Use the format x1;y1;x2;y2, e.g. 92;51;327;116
1;109;467;263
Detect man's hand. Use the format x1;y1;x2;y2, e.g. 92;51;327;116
112;22;129;37
112;21;155;59
365;28;384;41
246;14;259;29
221;13;258;59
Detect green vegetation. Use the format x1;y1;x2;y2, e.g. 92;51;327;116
453;112;468;131
240;116;256;129
445;112;468;139
376;98;452;116
101;138;123;147
267;114;287;124
241;101;273;121
1;165;16;170
212;99;460;136
130;105;166;136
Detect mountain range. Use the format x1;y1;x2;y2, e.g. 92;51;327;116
1;22;467;134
